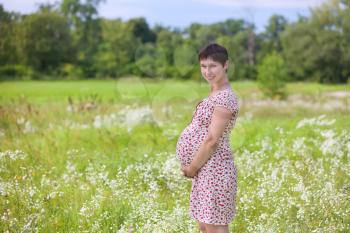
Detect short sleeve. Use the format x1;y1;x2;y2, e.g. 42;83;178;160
213;90;239;115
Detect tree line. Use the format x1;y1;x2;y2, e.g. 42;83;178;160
0;0;349;83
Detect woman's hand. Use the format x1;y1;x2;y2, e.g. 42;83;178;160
181;164;198;178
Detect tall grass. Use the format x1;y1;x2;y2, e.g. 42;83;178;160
0;79;349;232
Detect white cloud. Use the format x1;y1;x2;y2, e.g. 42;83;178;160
0;0;326;31
1;0;57;13
99;2;149;19
1;0;149;19
194;0;327;9
2;0;327;16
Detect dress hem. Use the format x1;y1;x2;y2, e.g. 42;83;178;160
189;212;235;226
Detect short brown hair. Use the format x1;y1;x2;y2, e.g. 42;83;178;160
198;43;228;66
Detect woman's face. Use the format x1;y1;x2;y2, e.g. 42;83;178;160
200;58;228;84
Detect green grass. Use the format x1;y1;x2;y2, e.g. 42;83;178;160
1;79;349;103
0;79;349;232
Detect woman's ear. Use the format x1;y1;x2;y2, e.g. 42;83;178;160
224;60;229;72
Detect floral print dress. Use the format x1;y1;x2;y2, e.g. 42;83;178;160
176;88;239;225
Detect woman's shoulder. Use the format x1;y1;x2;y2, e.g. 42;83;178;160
212;88;239;113
214;88;238;102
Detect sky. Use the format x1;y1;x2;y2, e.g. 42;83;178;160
1;0;328;32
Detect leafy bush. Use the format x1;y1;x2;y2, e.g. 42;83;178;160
59;63;84;80
257;52;288;98
0;64;34;80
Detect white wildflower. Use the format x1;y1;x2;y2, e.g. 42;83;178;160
292;137;305;152
0;150;27;161
23;121;36;133
296;115;336;128
17;117;25;124
293;180;304;192
123;106;153;129
0;129;5;137
66;105;74;113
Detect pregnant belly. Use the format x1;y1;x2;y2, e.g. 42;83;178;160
176;126;204;167
176;138;195;167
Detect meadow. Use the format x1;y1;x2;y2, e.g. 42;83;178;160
0;78;349;232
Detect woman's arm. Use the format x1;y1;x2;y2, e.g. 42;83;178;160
182;106;232;178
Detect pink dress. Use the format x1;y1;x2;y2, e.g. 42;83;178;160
176;88;239;225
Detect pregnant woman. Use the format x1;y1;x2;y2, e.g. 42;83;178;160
176;43;239;233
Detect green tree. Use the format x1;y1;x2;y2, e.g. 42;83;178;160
134;43;171;78
212;19;248;36
173;43;198;80
256;15;288;63
126;17;156;43
0;5;20;65
282;0;350;83
60;0;105;77
257;52;288;98
16;10;72;73
154;25;184;78
93;19;139;77
264;15;287;52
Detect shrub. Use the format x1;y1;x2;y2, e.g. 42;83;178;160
59;63;84;80
257;52;289;99
0;64;34;80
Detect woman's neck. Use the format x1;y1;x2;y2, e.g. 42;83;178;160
210;80;231;93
